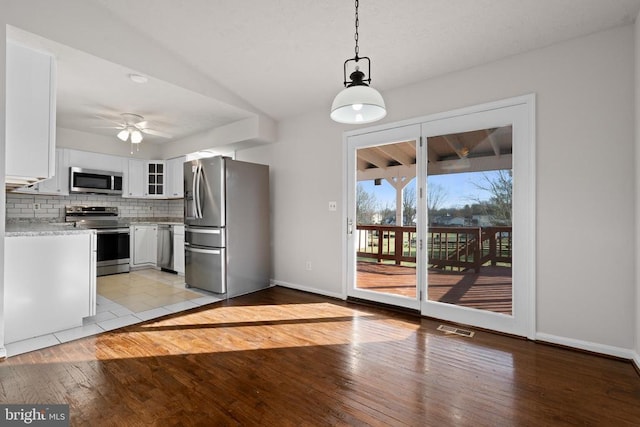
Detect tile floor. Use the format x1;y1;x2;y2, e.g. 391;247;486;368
5;269;223;357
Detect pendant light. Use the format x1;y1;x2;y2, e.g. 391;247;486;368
330;0;386;124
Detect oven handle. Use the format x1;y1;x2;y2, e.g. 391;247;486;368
95;228;130;234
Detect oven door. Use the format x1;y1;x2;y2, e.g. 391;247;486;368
96;228;130;276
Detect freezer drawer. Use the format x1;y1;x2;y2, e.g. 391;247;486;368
185;226;225;247
185;245;226;293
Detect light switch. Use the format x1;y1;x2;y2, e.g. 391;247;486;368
328;201;337;211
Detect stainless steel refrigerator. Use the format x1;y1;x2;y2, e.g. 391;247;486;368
184;156;270;297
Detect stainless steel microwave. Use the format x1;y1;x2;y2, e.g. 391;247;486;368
69;167;123;195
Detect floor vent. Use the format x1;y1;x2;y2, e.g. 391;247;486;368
437;324;475;337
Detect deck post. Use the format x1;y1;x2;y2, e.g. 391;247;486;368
394;228;403;265
474;227;482;273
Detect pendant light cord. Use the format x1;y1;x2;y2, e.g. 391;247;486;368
354;0;360;60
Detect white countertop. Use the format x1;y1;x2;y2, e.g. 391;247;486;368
6;223;96;237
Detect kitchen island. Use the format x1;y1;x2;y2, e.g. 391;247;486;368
5;224;96;344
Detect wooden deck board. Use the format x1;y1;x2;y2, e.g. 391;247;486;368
357;261;512;314
0;286;638;425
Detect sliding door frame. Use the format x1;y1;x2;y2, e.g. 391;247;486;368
342;94;536;339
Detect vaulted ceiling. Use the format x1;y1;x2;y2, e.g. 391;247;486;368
12;1;640;146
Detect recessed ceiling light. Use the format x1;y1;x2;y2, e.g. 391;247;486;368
129;74;148;84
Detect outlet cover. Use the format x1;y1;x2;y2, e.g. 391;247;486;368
328;201;337;211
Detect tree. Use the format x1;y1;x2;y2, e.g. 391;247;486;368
356;183;378;225
402;186;416;225
474;170;512;225
427;183;447;212
379;203;396;225
427;183;448;223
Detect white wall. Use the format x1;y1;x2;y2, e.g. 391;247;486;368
242;25;637;351
0;23;6;358
635;12;640;366
238;115;345;298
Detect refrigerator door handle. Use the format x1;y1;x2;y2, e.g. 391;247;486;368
185;245;221;255
191;164;199;219
195;163;203;219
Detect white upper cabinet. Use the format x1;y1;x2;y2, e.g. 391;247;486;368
124;158;145;198
68;149;124;173
165;156;185;198
5;41;56;190
16;148;70;195
146;161;165;197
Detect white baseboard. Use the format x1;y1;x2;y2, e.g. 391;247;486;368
536;332;636;360
0;346;6;360
270;279;346;300
633;351;640;371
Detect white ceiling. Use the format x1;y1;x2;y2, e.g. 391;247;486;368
12;1;640;144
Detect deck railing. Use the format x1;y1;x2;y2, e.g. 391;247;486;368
356;225;417;265
356;225;512;272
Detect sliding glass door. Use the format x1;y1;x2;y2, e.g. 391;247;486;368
346;125;422;310
346;96;535;337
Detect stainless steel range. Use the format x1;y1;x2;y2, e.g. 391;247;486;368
65;206;130;276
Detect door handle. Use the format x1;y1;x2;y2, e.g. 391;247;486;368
186;227;221;234
185;245;221;255
347;218;354;235
195;164;203;219
191;165;199;219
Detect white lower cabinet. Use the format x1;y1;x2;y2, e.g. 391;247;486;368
174;225;185;275
4;232;96;344
131;225;158;266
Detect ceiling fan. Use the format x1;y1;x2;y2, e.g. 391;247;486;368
97;113;173;144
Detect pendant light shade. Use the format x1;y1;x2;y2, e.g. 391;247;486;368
330;0;386;124
117;129;130;142
331;85;386;124
130;130;143;144
117;127;144;144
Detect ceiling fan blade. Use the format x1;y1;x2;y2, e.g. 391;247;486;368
92;125;125;129
134;120;149;128
141;128;173;138
95;114;125;126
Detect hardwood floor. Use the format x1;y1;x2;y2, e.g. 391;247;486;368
1;286;639;426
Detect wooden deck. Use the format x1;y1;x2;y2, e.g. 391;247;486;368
357;261;513;314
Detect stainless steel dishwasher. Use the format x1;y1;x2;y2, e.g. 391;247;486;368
157;224;174;272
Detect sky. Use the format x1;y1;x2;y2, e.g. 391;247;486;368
359;170;501;209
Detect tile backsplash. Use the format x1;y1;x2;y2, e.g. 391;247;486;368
6;192;183;222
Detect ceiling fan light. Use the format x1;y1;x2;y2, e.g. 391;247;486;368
330;85;386;124
117;129;130;141
130;130;143;144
